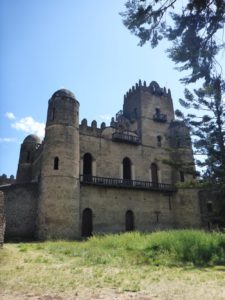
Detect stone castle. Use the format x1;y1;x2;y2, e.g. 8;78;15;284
0;80;204;241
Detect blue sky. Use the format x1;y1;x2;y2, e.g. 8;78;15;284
0;0;186;176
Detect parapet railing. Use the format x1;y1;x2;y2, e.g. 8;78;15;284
112;132;141;145
80;175;176;192
153;113;167;123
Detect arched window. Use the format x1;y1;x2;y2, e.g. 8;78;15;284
83;153;92;177
123;157;131;180
54;157;59;170
81;208;93;237
125;210;134;231
151;163;158;185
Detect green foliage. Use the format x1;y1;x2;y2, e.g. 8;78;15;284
9;230;225;267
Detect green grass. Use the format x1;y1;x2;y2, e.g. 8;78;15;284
1;230;225;297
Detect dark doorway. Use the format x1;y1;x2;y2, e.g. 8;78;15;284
151;163;158;185
83;153;92;177
123;157;132;180
125;210;134;231
81;208;93;237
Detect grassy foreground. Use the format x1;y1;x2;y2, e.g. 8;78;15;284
1;230;225;299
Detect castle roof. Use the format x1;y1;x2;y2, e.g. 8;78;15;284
23;134;41;144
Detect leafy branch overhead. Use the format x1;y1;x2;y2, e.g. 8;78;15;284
121;0;225;183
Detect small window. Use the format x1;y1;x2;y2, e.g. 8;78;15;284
151;163;158;184
157;135;162;147
51;107;55;121
26;151;30;163
54;157;59;170
207;202;213;213
180;171;185;182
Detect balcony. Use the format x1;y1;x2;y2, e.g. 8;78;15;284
80;175;176;193
153;113;167;123
112;132;140;145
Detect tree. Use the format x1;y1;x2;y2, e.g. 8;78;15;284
121;0;225;183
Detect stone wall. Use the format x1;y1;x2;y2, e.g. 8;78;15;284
80;185;174;234
0;183;38;241
173;188;201;228
0;191;5;246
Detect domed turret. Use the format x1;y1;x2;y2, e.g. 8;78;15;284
46;88;79;127
16;134;41;183
51;89;76;99
23;134;41;144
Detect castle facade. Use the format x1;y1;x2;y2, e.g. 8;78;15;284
0;81;202;240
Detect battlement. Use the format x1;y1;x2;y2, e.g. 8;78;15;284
124;80;171;100
79;118;103;136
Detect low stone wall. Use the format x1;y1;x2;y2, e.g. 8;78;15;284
0;191;5;246
0;183;38;241
173;188;201;229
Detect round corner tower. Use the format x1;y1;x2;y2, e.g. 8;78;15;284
38;89;80;240
16;134;41;183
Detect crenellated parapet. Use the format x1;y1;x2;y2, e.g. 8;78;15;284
79;118;103;137
124;80;171;100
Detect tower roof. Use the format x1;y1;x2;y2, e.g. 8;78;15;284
51;89;76;99
23;134;41;144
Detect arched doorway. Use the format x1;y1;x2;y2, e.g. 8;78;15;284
123;157;132;180
125;210;134;231
81;208;93;237
151;163;158;185
83;153;92;181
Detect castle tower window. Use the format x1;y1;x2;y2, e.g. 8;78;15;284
26;151;30;163
51;107;55;121
157;135;162;147
125;210;134;231
83;153;93;177
151;163;158;185
82;208;93;237
123;157;132;180
54;157;59;170
180;171;185;182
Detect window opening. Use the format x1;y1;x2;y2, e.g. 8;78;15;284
26;151;30;163
54;157;59;170
123;157;132;180
151;163;158;185
180;171;185;182
83;153;92;178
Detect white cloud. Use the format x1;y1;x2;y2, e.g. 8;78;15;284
5;112;16;120
0;137;17;143
11;117;45;139
99;114;112;122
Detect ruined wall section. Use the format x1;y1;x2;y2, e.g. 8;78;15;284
172;188;201;228
0;184;38;241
